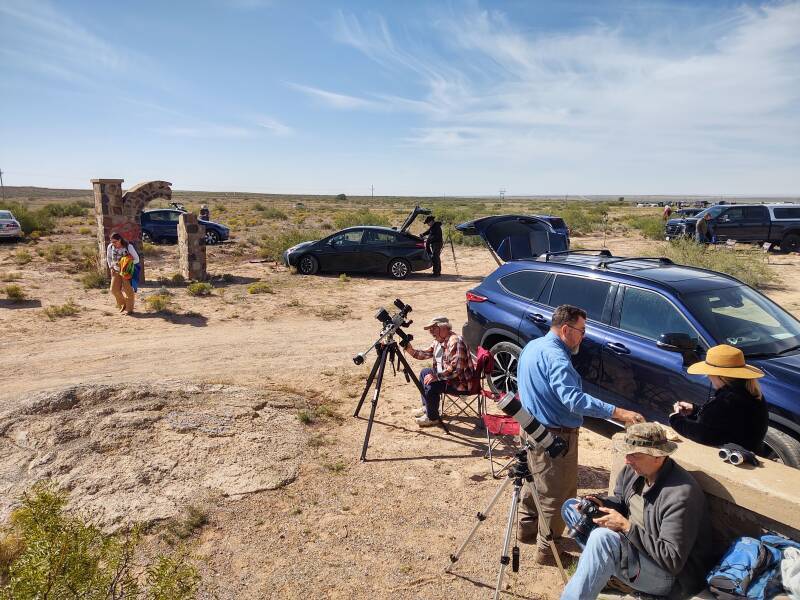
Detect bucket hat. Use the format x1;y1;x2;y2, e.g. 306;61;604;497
687;344;764;379
423;316;450;330
612;422;677;457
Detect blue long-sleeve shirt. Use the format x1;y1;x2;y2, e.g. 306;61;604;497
517;331;614;428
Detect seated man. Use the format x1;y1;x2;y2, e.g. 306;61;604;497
561;423;712;600
403;316;474;427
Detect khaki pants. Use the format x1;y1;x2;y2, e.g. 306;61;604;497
110;271;135;313
519;429;579;550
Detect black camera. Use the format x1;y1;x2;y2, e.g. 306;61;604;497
568;498;604;538
353;299;414;365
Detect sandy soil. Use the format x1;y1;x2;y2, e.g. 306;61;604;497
2;232;799;599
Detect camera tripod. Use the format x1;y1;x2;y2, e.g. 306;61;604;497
445;444;567;599
353;337;447;461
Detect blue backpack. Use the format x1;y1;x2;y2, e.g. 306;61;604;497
707;534;800;599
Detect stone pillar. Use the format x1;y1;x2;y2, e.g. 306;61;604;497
92;178;125;276
178;213;207;281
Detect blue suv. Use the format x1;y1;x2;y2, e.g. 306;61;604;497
458;217;800;467
141;209;230;245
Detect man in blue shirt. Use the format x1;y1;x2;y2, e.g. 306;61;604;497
518;304;644;566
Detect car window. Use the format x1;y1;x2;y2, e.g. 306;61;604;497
0;211;12;220
363;230;398;244
773;207;800;219
547;275;611;321
720;207;744;222
743;206;768;220
499;270;551;302
330;230;364;246
167;211;182;222
619;287;697;342
147;212;167;221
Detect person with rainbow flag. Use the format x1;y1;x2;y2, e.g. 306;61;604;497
106;232;140;315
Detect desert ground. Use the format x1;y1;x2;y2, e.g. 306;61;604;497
2;192;799;599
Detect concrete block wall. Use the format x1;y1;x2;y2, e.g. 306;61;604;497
178;212;207;281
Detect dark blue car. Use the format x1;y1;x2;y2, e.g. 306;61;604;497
459;219;800;466
141;209;230;245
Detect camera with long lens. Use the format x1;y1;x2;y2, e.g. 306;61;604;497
568;498;604;538
353;299;414;365
496;392;568;458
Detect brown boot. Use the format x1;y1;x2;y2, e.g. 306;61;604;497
532;547;574;567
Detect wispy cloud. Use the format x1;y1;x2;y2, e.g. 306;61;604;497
154;125;256;139
287;82;380;109
254;116;294;136
323;2;800;170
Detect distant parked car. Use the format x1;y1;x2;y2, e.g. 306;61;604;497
283;226;432;279
0;210;22;241
140;209;230;245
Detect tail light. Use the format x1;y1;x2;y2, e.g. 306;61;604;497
466;291;488;303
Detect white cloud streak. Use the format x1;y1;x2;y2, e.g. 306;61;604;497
287;82;380;109
254;116;294;136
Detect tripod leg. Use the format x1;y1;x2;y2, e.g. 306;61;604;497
359;345;390;462
493;483;521;600
353;347;383;417
445;476;512;573
522;477;568;584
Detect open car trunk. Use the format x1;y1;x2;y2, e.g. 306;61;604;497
456;215;568;264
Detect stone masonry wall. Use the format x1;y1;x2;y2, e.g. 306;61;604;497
178;212;207;281
92;178;172;282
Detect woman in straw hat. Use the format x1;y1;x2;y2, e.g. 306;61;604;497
669;344;767;453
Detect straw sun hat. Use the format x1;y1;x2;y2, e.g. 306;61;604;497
686;344;765;380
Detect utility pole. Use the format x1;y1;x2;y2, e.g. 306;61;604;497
371;185;374;199
0;168;4;202
499;188;506;201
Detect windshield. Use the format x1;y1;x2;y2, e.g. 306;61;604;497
683;285;800;357
693;206;726;220
0;211;13;220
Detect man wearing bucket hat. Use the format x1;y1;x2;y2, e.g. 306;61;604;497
404;315;474;427
561;423;712;599
670;344;768;454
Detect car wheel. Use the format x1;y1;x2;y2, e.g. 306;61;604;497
388;258;411;280
142;231;154;244
780;233;800;254
762;426;800;467
488;341;522;395
298;254;319;275
204;230;220;245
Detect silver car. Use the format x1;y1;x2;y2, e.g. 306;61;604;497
0;210;22;240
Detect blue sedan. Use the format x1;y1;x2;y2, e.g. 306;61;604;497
141;209;230;245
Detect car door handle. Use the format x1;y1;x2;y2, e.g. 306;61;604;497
526;313;548;325
605;342;631;355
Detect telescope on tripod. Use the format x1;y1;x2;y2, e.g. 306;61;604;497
353;299;439;461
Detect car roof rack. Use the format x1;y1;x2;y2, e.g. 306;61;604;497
536;249;613;262
596;257;674;269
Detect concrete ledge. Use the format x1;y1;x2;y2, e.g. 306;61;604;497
610;430;800;546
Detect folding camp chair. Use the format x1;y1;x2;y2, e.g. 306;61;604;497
482;413;521;478
441;346;495;423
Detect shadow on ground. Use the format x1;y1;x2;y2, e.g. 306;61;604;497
130;311;208;326
0;299;42;309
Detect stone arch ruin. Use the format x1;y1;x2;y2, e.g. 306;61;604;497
92;178;206;282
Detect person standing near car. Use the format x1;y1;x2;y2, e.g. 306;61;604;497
420;215;443;277
670;344;768;454
106;232;139;315
516;304;645;565
199;204;210;221
695;212;712;244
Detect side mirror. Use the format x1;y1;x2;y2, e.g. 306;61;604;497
658;333;701;367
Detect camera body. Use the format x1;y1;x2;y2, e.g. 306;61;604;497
569;498;604;538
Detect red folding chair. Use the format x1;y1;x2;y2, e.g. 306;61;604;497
442;346;495;423
482;413;521;478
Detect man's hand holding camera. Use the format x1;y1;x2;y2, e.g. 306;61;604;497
575;495;631;534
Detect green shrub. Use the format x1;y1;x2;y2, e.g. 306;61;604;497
0;272;21;282
78;227;92;235
186;282;213;297
0;201;55;234
41;202;88;218
4;285;26;302
258;229;322;262
253;202;265;211
625;216;664;240
339;273;350;282
261;207;288;220
43;300;79;320
81;271;109;289
333;209;389;229
648;239;777;288
13;250;32;266
145;294;173;312
247;282;274;294
142;242;162;255
171;273;185;284
0;482;199;599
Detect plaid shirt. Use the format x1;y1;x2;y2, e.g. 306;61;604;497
408;332;475;391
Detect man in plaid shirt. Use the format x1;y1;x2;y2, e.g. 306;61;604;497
404;316;475;427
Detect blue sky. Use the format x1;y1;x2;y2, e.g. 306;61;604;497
1;0;798;196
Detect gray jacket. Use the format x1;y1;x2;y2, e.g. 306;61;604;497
605;458;713;598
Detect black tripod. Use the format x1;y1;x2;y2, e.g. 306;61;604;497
353;337;443;461
445;444;567;598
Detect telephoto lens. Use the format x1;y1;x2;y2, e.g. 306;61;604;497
496;392;568;458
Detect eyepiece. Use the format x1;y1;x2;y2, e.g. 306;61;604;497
353;354;365;365
718;448;730;461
